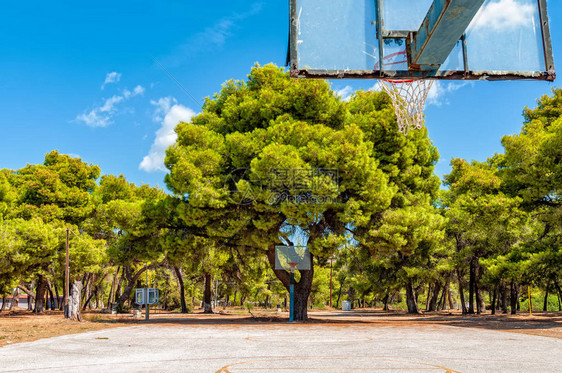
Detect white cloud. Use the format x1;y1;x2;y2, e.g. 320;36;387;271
75;85;145;127
101;72;121;89
335;86;354;101
139;97;196;172
426;81;470;107
469;0;535;32
162;3;263;66
123;85;145;99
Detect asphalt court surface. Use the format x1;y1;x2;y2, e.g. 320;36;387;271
0;320;560;372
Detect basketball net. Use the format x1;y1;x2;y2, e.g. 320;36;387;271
289;263;298;273
380;79;434;134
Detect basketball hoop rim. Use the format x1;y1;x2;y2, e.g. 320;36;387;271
383;79;415;84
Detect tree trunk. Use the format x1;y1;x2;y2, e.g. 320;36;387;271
347;286;355;309
405;281;419;314
266;245;314;320
510;281;518;315
48;267;61;311
438;280;450;311
543;283;549;312
173;266;188;313
83;274;107;311
476;288;484;314
81;273;91;307
108;266;120;305
22;282;35;311
457;269;467;314
491;286;497;315
335;277;346;309
468;257;476;314
428;281;441;312
34;276;47;313
115;267;125;302
0;296;6;312
9;288;19;310
46;280;56;310
425;284;432;311
69;281;83;321
382;293;389;311
203;273;213;313
555;281;562;311
115;266;148;306
501;284;508;313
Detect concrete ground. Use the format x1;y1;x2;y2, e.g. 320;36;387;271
0;312;560;373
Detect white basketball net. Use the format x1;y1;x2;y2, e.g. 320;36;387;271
380;79;434;134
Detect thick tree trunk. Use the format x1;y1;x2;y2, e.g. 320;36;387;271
69;281;83;321
0;296;6;312
115;266;148;307
543;283;549;312
173;266;188;313
34;276;47;313
405;281;419;314
501;284;508;313
266;245;313;320
428;281;441;311
203;273;213;313
510;281;518;315
457;269;467;314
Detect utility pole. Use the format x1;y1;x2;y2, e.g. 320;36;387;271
64;228;70;318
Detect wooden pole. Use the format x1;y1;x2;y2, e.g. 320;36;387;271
64;228;70;318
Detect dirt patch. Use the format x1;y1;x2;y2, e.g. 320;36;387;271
0;309;561;347
0;311;137;347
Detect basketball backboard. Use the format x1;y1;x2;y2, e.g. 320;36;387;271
289;0;555;81
275;246;311;271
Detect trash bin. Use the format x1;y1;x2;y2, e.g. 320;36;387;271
342;301;351;311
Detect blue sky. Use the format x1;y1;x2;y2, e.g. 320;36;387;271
0;0;560;189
